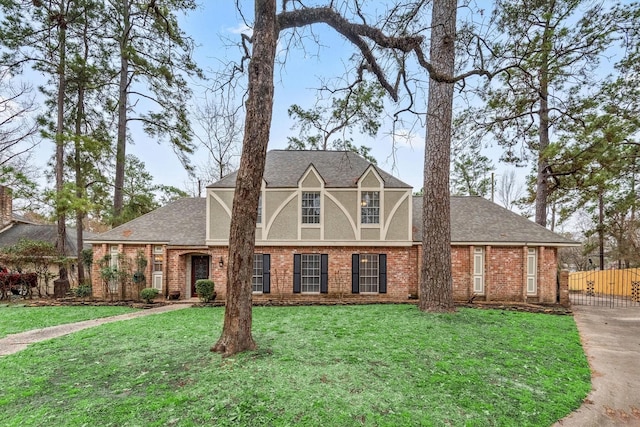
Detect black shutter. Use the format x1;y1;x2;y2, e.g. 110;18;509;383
351;254;360;294
379;254;387;294
320;254;328;293
293;254;301;293
262;254;271;294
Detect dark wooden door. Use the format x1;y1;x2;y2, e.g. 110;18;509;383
191;256;210;296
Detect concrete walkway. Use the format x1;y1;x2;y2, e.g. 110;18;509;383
0;303;192;356
554;305;640;426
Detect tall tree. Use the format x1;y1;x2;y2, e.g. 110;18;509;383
0;68;39;170
107;0;201;226
0;0;91;255
213;1;494;355
496;169;524;210
211;0;278;355
117;154;187;224
463;0;619;227
286;80;384;163
66;1;114;282
192;94;242;186
450;138;494;197
0;68;40;204
419;0;458;312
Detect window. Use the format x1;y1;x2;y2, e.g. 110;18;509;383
109;245;119;293
351;254;387;294
293;254;328;293
153;246;163;272
361;191;380;224
527;248;537;294
301;254;321;292
253;254;263;292
359;254;379;292
252;254;271;293
473;247;484;294
301;191;320;224
109;245;119;268
257;194;262;224
152;246;163;291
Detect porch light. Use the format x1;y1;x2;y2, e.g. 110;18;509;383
219;256;224;268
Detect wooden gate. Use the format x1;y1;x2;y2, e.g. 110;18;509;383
569;268;640;307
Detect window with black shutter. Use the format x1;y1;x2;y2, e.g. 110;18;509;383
352;254;387;294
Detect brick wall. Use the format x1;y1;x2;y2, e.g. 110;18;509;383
91;243;155;300
200;246;417;303
92;243;559;304
451;246;472;301
448;245;558;303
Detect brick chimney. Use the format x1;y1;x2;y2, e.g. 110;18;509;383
0;186;13;228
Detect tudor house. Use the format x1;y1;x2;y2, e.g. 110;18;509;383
88;150;576;304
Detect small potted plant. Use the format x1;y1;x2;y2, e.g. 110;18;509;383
195;279;216;302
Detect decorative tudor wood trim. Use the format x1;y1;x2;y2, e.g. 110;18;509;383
324;190;357;238
382;191;410;240
264;191;297;240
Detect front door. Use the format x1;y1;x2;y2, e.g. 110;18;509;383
191;255;210;297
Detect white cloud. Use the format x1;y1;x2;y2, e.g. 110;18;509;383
227;23;252;36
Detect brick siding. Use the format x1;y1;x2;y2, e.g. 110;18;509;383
91;243;560;304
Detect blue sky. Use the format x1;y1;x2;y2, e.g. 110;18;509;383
122;2;431;193
24;1;520;200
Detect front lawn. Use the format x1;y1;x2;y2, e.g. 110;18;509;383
0;305;590;426
0;305;139;338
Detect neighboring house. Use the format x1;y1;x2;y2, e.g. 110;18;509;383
88;150;576;304
0;186;94;288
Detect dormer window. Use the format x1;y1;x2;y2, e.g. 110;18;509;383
361;191;380;224
302;191;320;224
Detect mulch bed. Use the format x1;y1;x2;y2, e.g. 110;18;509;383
2;297;573;315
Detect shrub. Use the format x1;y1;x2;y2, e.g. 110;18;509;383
195;279;215;302
140;288;159;304
75;284;92;299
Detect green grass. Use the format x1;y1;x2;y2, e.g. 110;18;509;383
0;305;139;338
0;305;590;426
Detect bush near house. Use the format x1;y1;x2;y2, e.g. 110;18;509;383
195;279;215;302
140;287;159;304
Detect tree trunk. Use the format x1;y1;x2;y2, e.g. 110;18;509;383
75;84;86;284
534;9;553;228
113;0;130;226
211;0;278;356
74;12;91;285
598;187;604;269
55;0;67;257
419;0;456;313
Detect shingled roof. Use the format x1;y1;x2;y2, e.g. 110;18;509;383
0;223;96;256
412;196;576;245
208;150;411;189
86;198;206;246
88;194;575;247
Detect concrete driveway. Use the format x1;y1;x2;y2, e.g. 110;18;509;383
554;304;640;426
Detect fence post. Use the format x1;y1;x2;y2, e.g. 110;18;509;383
559;270;570;307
